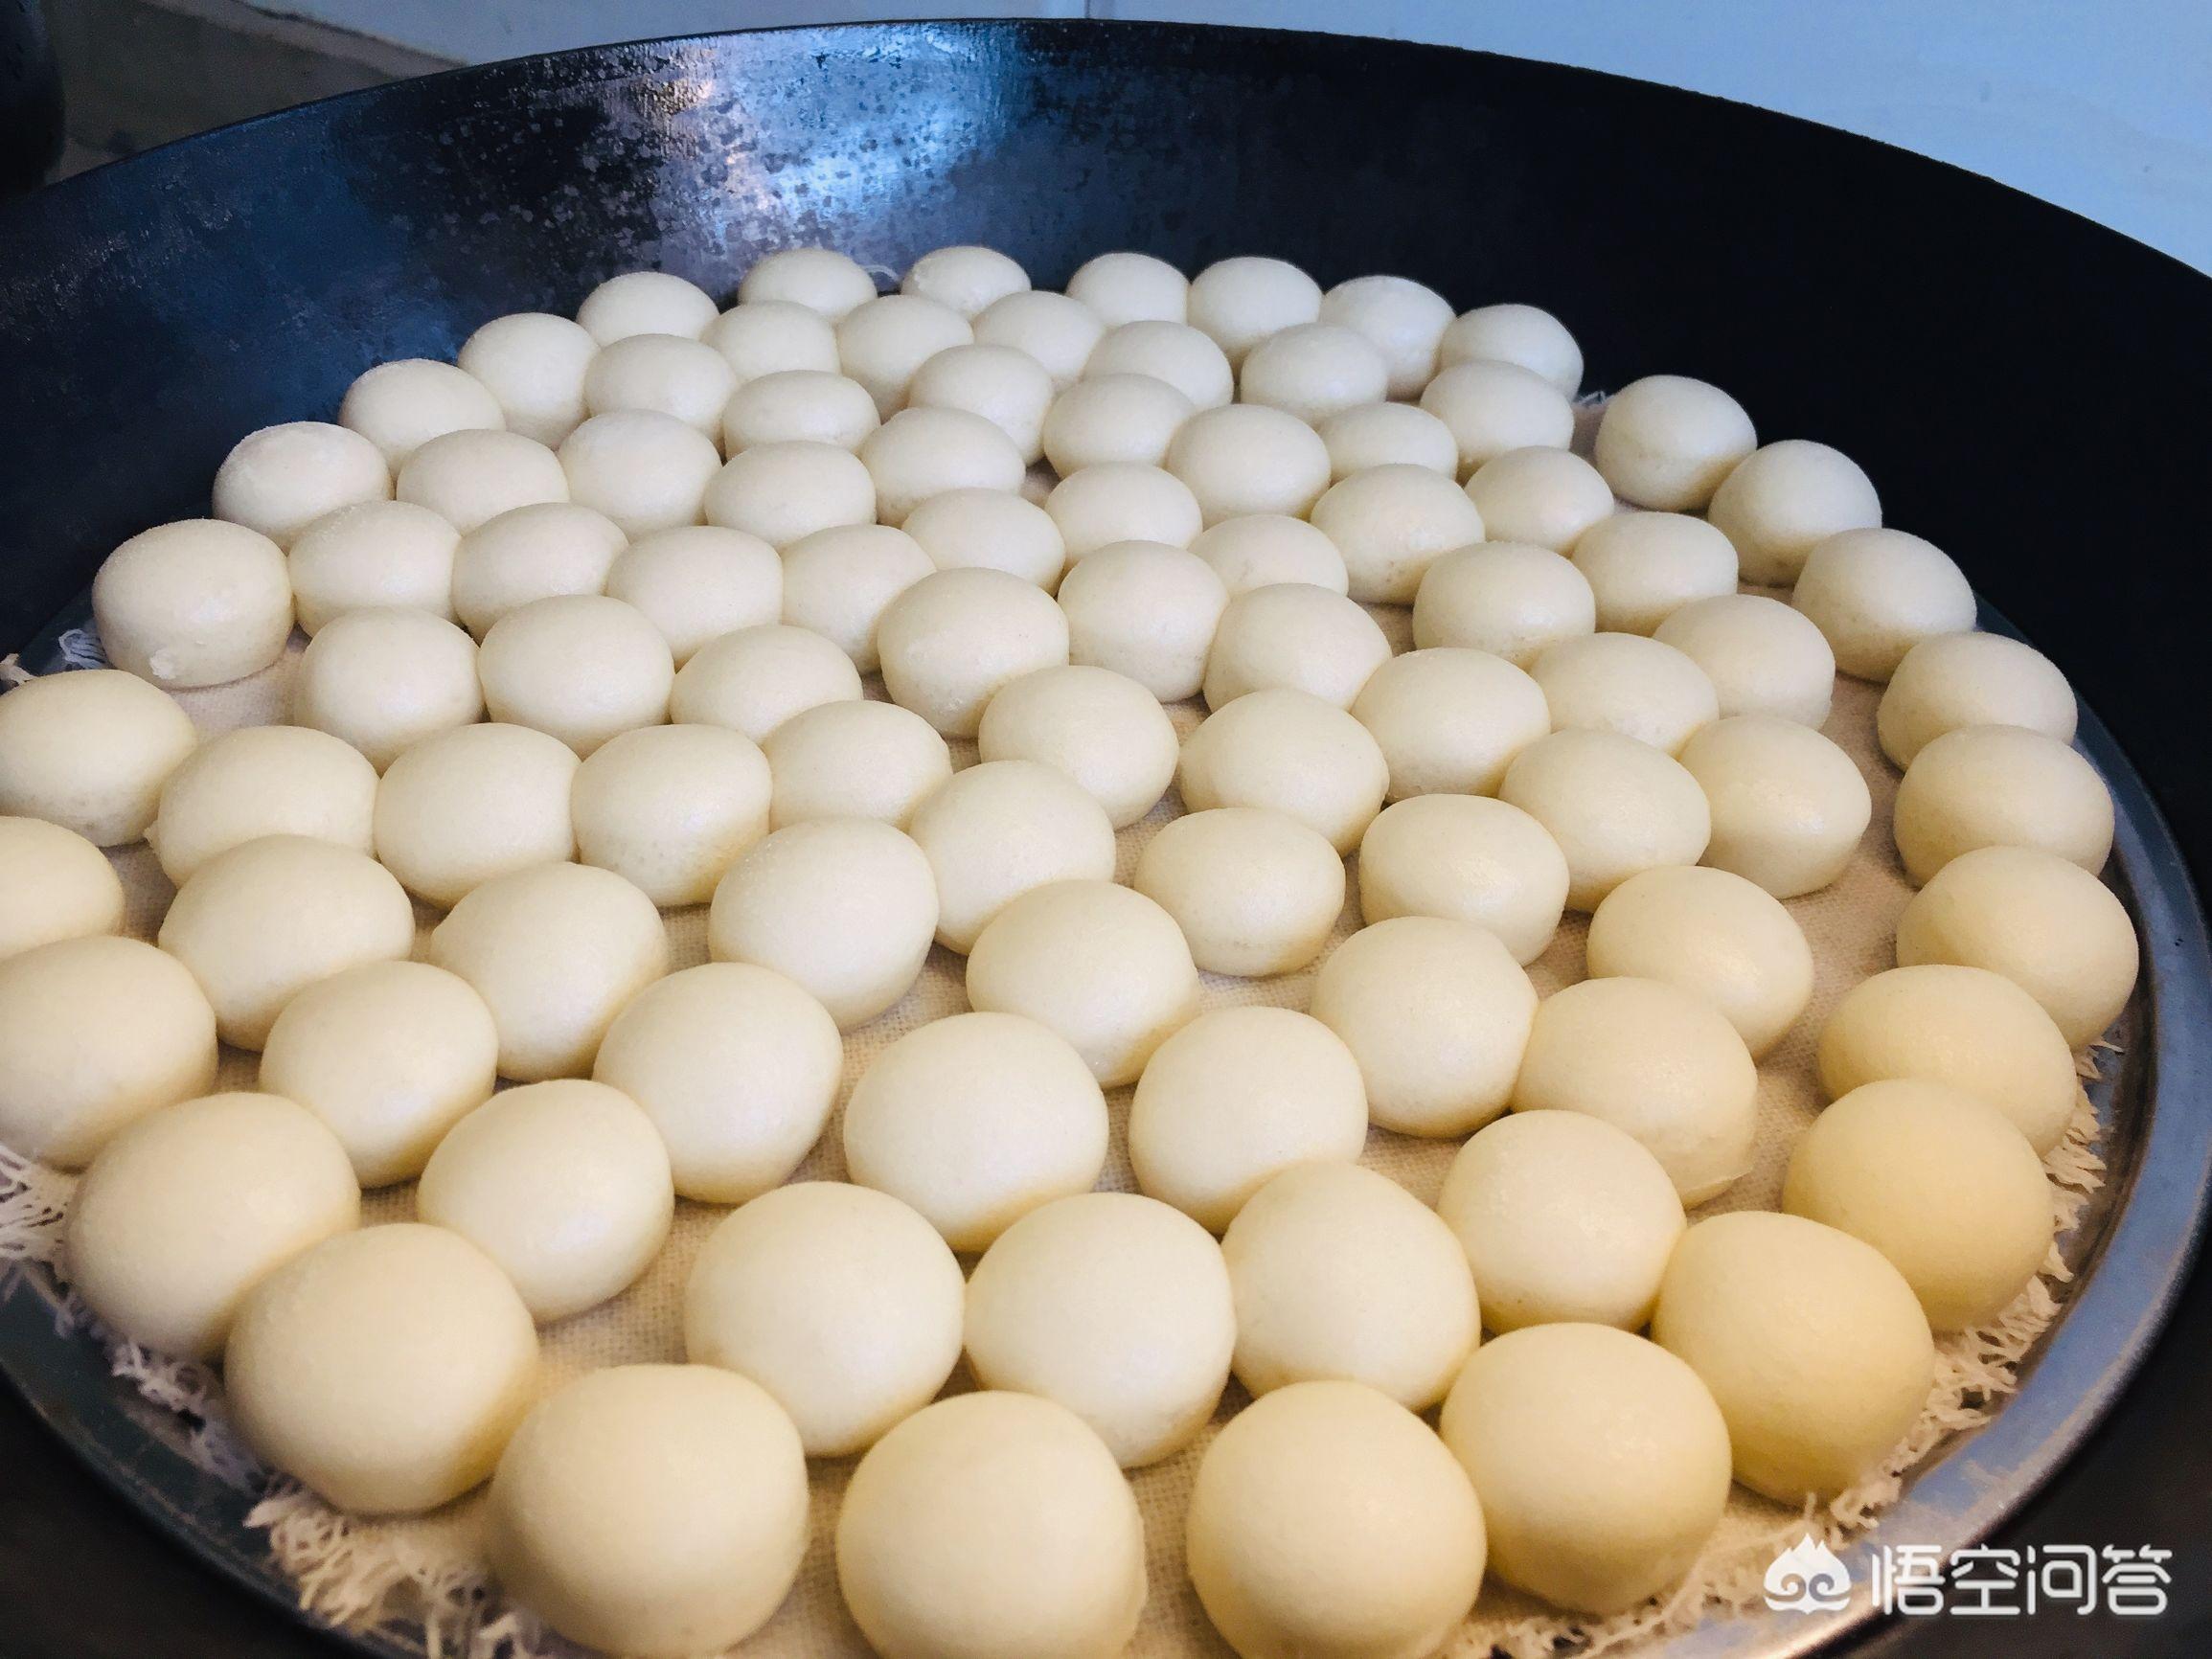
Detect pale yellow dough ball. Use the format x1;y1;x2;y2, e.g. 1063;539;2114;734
338;358;505;467
1498;727;1711;911
1165;402;1333;523
0;816;124;962
287;499;460;633
720;368;881;452
835;293;974;418
1320;273;1455;398
1188;254;1322;367
1190;514;1349;596
1310;463;1487;604
576;270;718;344
1133;807;1345;977
1570;511;1739;635
372;721;576;906
1418;358;1576;479
906;759;1116;952
1793;528;1977;682
1238;322;1391;424
1592;375;1756;511
1040;372;1196;474
1585;865;1814;1057
1179;687;1389;854
1045;461;1203;559
1462;446;1614;552
671;623;863;743
859;406;1026;527
477;593;673;757
571;722;771;906
605;525;784;665
1707;438;1881;585
450;501;627;638
763;698;953;830
558;410;723;537
92;519;293;689
1653;592;1836;727
737;247;879;320
703;301;845;386
901;244;1030;318
1083;319;1234;408
909;342;1055;462
1316;401;1460;480
1356;794;1568;964
1439;302;1584;395
973;288;1106;390
704;438;877;549
1877;631;2076;768
1678;715;1871;897
212;420;392;546
293;607;484;770
1065;249;1189;327
1892;723;2112;884
902;487;1067;589
1353;646;1551;798
878;568;1071;738
396;428;570;534
1058;539;1228;702
148;724;377;885
1411;542;1596;667
582;331;738;439
779;523;934;672
1202;581;1389;710
1531;631;1718;755
458;311;602;445
976;664;1177;828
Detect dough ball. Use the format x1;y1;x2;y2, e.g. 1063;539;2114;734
1084;319;1234;408
1133;807;1345;976
558;409;723;536
1878;631;2076;768
976;663;1176;827
860;407;1025;527
576;270;718;344
1189;254;1323;366
373;721;577;905
764;698;952;829
1586;865;1813;1057
149;724;377;885
1316;400;1459;480
1041;373;1196;473
213;420;391;546
1462;446;1614;553
1354;647;1551;798
1793;528;1977;682
1816;963;2079;1152
259;960;498;1186
159;835;414;1050
705;300;846;385
973;289;1107;391
780;523;934;671
1412;541;1597;667
1897;844;2136;1047
1129;1007;1367;1231
449;501;627;638
1678;715;1870;897
708;818;937;1028
596;963;841;1203
737;247;879;320
1570;511;1739;635
396;428;570;534
1707;438;1881;584
0;816;124;962
1439;302;1584;395
458;311;601;445
92;520;292;689
1239;322;1391;425
1356;794;1568;964
723;366;882;455
705;438;877;548
878;567;1071;737
287;499;460;633
909;343;1055;463
835;293;974;418
1531;632;1719;755
0;936;217;1168
582;331;737;439
1202;581;1389;709
572;722;771;905
1592;375;1756;511
842;1011;1108;1250
1188;1379;1483;1659
1892;723;2112;884
966;1192;1234;1466
1065;248;1189;326
1419;358;1577;478
671;623;863;743
1653;592;1836;727
907;760;1117;951
1498;728;1711;910
294;607;484;771
605;524;783;665
685;1181;960;1454
837;1392;1146;1659
1653;1211;1933;1500
65;1090;358;1359
1319;274;1455;398
1166;402;1333;523
427;861;671;1080
418;1079;672;1321
1190;514;1349;596
487;1365;807;1659
1439;1325;1729;1614
478;593;673;757
338;358;505;468
1059;539;1228;701
224;1223;538;1513
1439;1112;1684;1333
901;244;1030;318
1046;462;1203;560
903;487;1067;589
1311;463;1487;604
1180;687;1389;853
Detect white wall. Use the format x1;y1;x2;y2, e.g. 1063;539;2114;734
256;0;2212;273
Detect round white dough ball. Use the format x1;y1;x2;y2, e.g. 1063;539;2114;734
1320;274;1455;398
1166;402;1333;523
1440;1324;1730;1614
1356;794;1568;964
842;1011;1108;1250
259;960;498;1186
427;860;670;1080
738;247;879;320
909;342;1055;462
721;367;880;453
294;607;483;770
1040;372;1195;474
671;623;862;743
458;311;601;445
1794;528;1978;682
1462;446;1614;552
858;406;1025;527
224;1223;538;1513
287;499;460;633
1653;1211;1933;1501
1045;462;1203;560
1083;319;1234;408
0;816;124;962
571;722;771;905
878;567;1070;738
1058;539;1228;701
477;593;673;757
1653;593;1836;727
1499;727;1711;911
1570;511;1739;635
906;759;1116;952
576;271;718;344
977;664;1175;827
558;409;723;537
372;721;577;905
1893;723;2112;884
1189;254;1322;366
605;525;782;665
1412;541;1597;666
1592;375;1756;511
780;523;934;671
704;438;877;548
1878;631;2076;768
65;1090;359;1359
902;487;1066;589
1418;358;1577;478
901;244;1029;318
836;293;974;418
396;428;569;535
764;698;952;830
1238;322;1391;425
338;358;505;468
1190;514;1349;596
1531;631;1719;755
1133;807;1345;976
1708;438;1882;585
685;1182;961;1454
1316;401;1460;481
1180;687;1388;853
486;1365;807;1659
449;501;627;639
966;1192;1234;1466
1586;865;1813;1057
705;299;846;386
1439;302;1584;395
149;724;377;885
1310;463;1487;604
973;288;1107;390
582;331;737;439
92;520;292;689
1065;249;1189;326
1353;646;1550;798
1678;715;1871;897
1202;580;1388;709
596;963;841;1204
213;420;391;546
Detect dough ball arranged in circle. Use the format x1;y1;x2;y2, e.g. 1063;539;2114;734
1320;273;1455;398
605;525;784;666
396;429;569;535
1058;539;1228;701
841;1011;1107;1251
708;818;937;1029
1530;632;1719;756
1316;401;1459;481
1463;447;1614;553
92;519;292;689
901;244;1030;318
450;501;627;639
478;593;673;758
1190;514;1349;596
1418;358;1577;478
1041;373;1196;474
858;406;1025;527
705;438;877;549
148;724;377;886
582;331;738;439
902;487;1067;589
224;1223;538;1514
1892;723;2112;884
559;410;723;537
373;721;578;906
596;963;841;1205
1357;794;1569;965
1793;528;1977;682
1046;461;1204;559
966;1192;1235;1467
763;698;953;830
428;860;670;1081
672;623;863;743
1310;463;1487;604
906;759;1116;952
338;358;505;467
1440;1325;1730;1616
1439;301;1584;395
0;816;124;963
1653;592;1836;727
213;421;391;547
685;1181;962;1456
1128;1007;1368;1233
1166;402;1333;523
908;342;1055;462
1677;715;1871;897
878;567;1071;738
835;293;974;418
576;270;719;344
287;499;460;633
724;366;881;454
1179;687;1390;854
1438;1111;1685;1334
259;960;498;1187
0;936;217;1169
1239;322;1390;425
1202;580;1389;710
1188;254;1322;366
1310;916;1537;1138
1585;865;1814;1057
738;246;879;319
487;1365;808;1659
1412;542;1596;667
418;1079;673;1322
707;301;847;389
1591;374;1756;511
1816;963;2079;1152
1065;248;1189;326
458;311;601;445
1653;1211;1933;1502
1498;728;1711;911
1083;319;1235;408
1877;630;2076;768
779;523;935;672
571;722;771;906
1352;646;1551;798
836;1392;1147;1659
64;1091;359;1359
973;288;1107;391
1570;511;1739;635
1707;438;1881;585
976;664;1177;828
295;607;484;771
1133;807;1345;977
